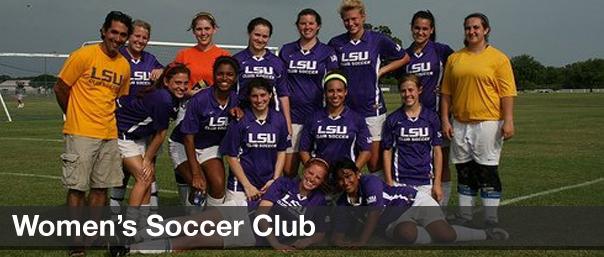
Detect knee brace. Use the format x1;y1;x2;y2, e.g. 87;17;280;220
456;161;479;196
476;164;502;198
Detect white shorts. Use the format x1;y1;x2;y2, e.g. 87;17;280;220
168;139;221;168
365;114;386;141
450;119;504;166
225;190;248;206
286;123;303;154
384;191;445;238
118;138;147;158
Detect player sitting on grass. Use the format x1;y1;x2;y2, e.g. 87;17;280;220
331;158;508;247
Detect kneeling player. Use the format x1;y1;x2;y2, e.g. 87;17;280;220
109;158;330;255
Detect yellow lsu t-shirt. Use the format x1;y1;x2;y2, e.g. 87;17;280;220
59;44;130;139
441;46;516;122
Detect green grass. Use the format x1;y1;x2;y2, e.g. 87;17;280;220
0;93;603;256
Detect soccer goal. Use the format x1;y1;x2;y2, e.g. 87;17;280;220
0;41;278;122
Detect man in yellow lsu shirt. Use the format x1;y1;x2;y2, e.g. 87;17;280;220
53;11;133;213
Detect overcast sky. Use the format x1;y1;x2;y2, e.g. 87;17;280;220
1;0;603;76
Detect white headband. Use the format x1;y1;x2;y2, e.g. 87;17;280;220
323;73;347;87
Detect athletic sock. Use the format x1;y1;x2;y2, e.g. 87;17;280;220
207;195;225;207
481;197;500;223
458;194;475;220
150;181;159;208
452;225;487;241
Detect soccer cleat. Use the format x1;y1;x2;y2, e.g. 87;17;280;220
484;219;499;229
486;227;509;240
108;234;130;257
109;244;129;257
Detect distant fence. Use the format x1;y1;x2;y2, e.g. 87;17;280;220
523;88;604;94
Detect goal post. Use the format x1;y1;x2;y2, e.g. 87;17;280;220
0;92;13;122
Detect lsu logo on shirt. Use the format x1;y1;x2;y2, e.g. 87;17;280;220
399;127;430;142
288;60;318;74
277;194;307;215
247;132;277;148
407;62;433;77
341;51;369;62
340;51;370;66
242;66;276;80
366;195;377;204
132;71;152;86
316;125;349;139
205;116;229;131
90;66;124;88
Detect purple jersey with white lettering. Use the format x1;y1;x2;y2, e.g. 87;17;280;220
328;30;405;117
404;41;453;111
172;87;239;149
279;40;338;124
119;47;163;96
116;88;178;139
233;49;290;103
382;106;443;186
220;108;291;191
333;175;417;232
262;177;328;231
299;107;371;166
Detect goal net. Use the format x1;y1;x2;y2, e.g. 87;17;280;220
0;41;278;122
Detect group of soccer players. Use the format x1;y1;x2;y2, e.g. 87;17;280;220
55;0;516;254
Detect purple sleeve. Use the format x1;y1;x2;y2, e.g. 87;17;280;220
275;61;290;97
437;43;455;64
179;97;202;135
326;47;339;71
430;112;443;146
381;116;394;150
152;55;163;69
261;177;287;203
363;176;385;207
356;116;371;151
378;33;405;60
276;115;291;151
219;120;242;157
150;95;172;131
298;118;314;152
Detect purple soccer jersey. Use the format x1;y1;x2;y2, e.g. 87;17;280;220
382;106;443;186
261;177;328;231
279;40;338;124
119;47;163;96
404;41;454;111
116;88;179;139
220;108;291;191
299;107;371;166
233;49;290;104
172;87;239;149
333;175;418;232
328;30;406;117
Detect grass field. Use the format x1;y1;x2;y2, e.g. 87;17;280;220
0;93;603;256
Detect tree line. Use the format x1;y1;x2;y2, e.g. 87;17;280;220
511;55;604;91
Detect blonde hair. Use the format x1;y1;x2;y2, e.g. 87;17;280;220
133;19;151;36
339;0;365;17
398;74;423;91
